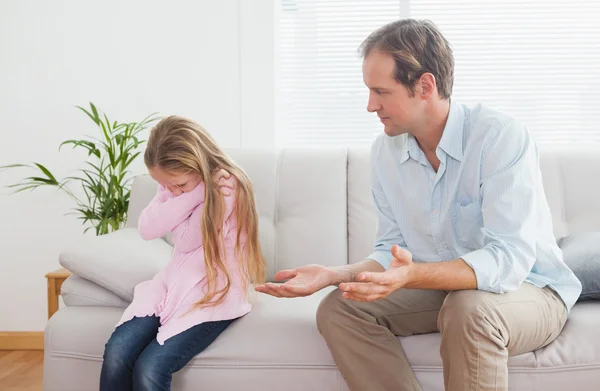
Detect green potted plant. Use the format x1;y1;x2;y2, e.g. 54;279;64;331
0;103;159;235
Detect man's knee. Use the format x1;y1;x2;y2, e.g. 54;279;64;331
317;288;356;335
438;290;498;334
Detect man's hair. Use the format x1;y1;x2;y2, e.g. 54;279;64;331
358;19;454;99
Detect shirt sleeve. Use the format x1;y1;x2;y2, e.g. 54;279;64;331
460;120;539;294
365;139;408;270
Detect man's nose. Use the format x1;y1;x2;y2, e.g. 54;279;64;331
367;94;380;113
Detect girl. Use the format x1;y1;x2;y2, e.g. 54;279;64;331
99;115;266;391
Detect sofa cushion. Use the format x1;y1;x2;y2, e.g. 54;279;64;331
59;227;173;301
45;288;600;391
558;150;600;236
559;232;600;300
61;274;130;308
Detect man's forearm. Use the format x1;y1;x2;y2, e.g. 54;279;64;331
330;259;385;285
405;258;477;291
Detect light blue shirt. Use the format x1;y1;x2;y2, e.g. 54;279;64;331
367;101;582;311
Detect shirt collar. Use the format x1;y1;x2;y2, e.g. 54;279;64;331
399;134;421;164
399;100;464;164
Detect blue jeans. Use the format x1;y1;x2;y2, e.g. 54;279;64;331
99;316;234;391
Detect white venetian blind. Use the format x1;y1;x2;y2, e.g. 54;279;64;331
277;0;600;147
276;0;406;147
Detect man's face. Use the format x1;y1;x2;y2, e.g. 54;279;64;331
362;50;424;137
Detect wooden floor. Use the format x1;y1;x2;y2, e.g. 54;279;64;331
0;351;43;391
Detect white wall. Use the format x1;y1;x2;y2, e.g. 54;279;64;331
0;0;276;331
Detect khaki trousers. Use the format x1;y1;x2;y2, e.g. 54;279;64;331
316;283;568;391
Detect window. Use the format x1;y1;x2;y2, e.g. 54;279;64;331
277;0;600;147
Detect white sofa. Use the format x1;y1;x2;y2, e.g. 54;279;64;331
44;147;600;391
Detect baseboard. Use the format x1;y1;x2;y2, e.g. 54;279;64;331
0;331;44;350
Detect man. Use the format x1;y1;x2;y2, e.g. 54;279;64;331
255;19;581;391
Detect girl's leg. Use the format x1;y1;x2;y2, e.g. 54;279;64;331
99;316;161;391
132;319;235;391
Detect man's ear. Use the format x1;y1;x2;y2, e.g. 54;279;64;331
417;73;437;99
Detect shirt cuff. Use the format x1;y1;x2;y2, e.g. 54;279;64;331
366;250;394;270
460;248;500;293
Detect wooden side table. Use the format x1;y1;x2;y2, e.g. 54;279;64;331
45;267;72;319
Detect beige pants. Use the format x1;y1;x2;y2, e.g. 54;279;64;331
316;283;568;391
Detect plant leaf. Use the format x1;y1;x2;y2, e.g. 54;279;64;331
76;105;100;125
33;163;58;183
0;163;31;171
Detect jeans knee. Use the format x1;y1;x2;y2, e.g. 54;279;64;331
132;356;167;390
101;342;130;381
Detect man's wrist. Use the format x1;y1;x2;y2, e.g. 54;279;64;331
329;265;357;286
403;261;421;289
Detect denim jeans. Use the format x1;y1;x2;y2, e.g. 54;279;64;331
99;316;234;391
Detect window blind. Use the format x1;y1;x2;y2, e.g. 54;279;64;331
277;0;600;147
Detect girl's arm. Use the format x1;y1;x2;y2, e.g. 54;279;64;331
138;183;205;240
171;203;204;252
172;177;238;252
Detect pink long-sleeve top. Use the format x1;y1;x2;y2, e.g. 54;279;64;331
115;178;251;345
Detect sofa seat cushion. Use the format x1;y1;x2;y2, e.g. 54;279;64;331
45;291;600;391
45;288;346;391
46;288;338;366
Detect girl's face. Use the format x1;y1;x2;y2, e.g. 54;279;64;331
149;167;202;196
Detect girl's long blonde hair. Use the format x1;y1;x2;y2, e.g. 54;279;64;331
144;115;266;308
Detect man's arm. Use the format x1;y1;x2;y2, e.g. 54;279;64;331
254;259;385;298
341;245;476;302
404;259;477;290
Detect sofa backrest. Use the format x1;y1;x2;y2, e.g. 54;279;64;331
542;148;600;236
127;148;349;281
127;146;600;279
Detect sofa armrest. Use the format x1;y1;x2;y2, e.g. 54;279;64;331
61;274;131;308
59;227;173;301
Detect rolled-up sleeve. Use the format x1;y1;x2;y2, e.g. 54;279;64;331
460;121;539;294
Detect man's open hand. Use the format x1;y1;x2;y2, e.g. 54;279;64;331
255;264;334;298
339;244;413;302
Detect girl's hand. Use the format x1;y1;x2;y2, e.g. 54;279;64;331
212;168;234;196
